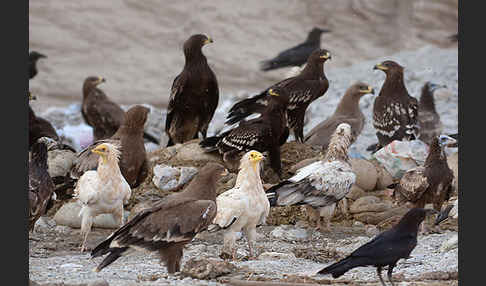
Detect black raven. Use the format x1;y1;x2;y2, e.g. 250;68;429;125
260;27;330;71
29;51;47;80
318;208;437;286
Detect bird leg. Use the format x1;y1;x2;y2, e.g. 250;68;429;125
387;264;396;286
245;227;258;259
317;204;336;232
80;212;94;252
377;266;387;286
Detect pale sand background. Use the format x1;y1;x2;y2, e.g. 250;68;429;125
29;0;458;113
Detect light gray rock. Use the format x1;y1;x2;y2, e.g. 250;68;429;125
53;201;126;229
47;149;76;178
181;257;236;280
270;225;309;241
440;233;458;252
349;196;393;214
54;225;73;234
374;162;395;190
152;164;199;192
173;140;223;163
350;158;378;191
34;216;56;233
258;251;296;260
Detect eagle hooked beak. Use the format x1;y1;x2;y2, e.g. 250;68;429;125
320;52;331;60
361;86;375;95
96;77;106;85
28;92;37;101
204;36;213;45
268;89;279;97
438;134;457;148
374;63;388;71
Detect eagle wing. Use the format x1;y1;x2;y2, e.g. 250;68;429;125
218;120;273;152
165;74;186;133
396;166;429;202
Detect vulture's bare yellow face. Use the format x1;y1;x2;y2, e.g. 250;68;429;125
92;144;109;163
249;151;264;163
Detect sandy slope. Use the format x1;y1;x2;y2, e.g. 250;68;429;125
29;0;457;112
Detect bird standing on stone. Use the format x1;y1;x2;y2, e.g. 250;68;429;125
266;123;356;231
208;151;270;260
200;87;289;176
91;163;227;274
305;82;375;150
81;76;159;144
260;27;330;72
227;48;331;143
371;60;419;151
29;137;56;232
29;51;47;80
417;82;447;145
318;208;438;286
71;105;150;189
73;143;131;252
165;34;219;146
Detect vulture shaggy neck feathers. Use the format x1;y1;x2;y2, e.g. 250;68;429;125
323;123;353;163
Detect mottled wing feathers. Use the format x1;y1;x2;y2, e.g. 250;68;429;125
397;166;429;202
218;122;272;152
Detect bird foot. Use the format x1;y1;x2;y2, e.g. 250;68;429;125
219;251;233;260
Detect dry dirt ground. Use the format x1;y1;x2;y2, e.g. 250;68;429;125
29;217;458;286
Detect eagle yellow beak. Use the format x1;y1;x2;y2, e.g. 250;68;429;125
268;89;279;97
91;145;105;156
361;86;375;94
374;64;388;71
97;77;106;85
320;52;331;59
28;92;37;101
204;36;213;45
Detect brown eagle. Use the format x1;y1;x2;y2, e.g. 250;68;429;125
71;105;150;188
91;162;227;274
165;34;219;147
81;77;159;144
29;92;61;149
200;87;289;176
226;48;331;142
305;82;374;150
29;137;56;232
29;51;47;80
418;82;447;145
372;60;419;150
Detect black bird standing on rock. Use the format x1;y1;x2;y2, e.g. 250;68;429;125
81;76;159;144
201;87;289;176
227;48;331;143
260;27;331;71
368;60;419;153
165;34;219;147
29;51;47;80
318;208;438;286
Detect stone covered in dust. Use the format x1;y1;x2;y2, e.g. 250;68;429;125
53;201;125;229
270;225;310;241
152;164;199;192
349;196;393;214
258;252;296;260
350;158;378;191
181;257;237;280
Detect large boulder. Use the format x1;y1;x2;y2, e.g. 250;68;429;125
47;149;76;178
349;196;393;214
53;201;129;229
350;158;378;191
354;205;410;225
152;164;198;192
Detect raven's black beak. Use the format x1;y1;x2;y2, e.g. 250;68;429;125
434;205;454;225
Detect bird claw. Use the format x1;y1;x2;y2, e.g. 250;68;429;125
219;251;233;261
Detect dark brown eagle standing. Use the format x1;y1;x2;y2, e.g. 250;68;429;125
29;92;60;149
226;48;331;142
29;137;56;232
391;135;456;213
305;82;375;150
418;82;446;145
81;76;159;144
200;87;289;176
29;51;47;80
165;34;219;147
91;162;227;274
260;27;331;72
71;105;150;188
372;60;419;150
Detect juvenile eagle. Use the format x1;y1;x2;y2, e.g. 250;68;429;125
266;123;356;231
29;137;56;232
71;105;150;188
318;208;438;286
208;151;270;260
29;92;60;149
227;48;331;142
73;143;131;252
91;163;227;274
200;88;289;176
81;76;159;144
165;34;219;146
260;27;331;72
418;82;447;145
390;135;456;231
29;51;47;80
372;60;419;150
305;82;375;150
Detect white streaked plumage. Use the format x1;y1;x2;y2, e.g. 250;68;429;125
267;123;356;231
73;143;131;252
208;150;269;260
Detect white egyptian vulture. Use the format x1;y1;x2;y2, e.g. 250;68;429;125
266;123;356;231
208;150;269;260
73;142;131;252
